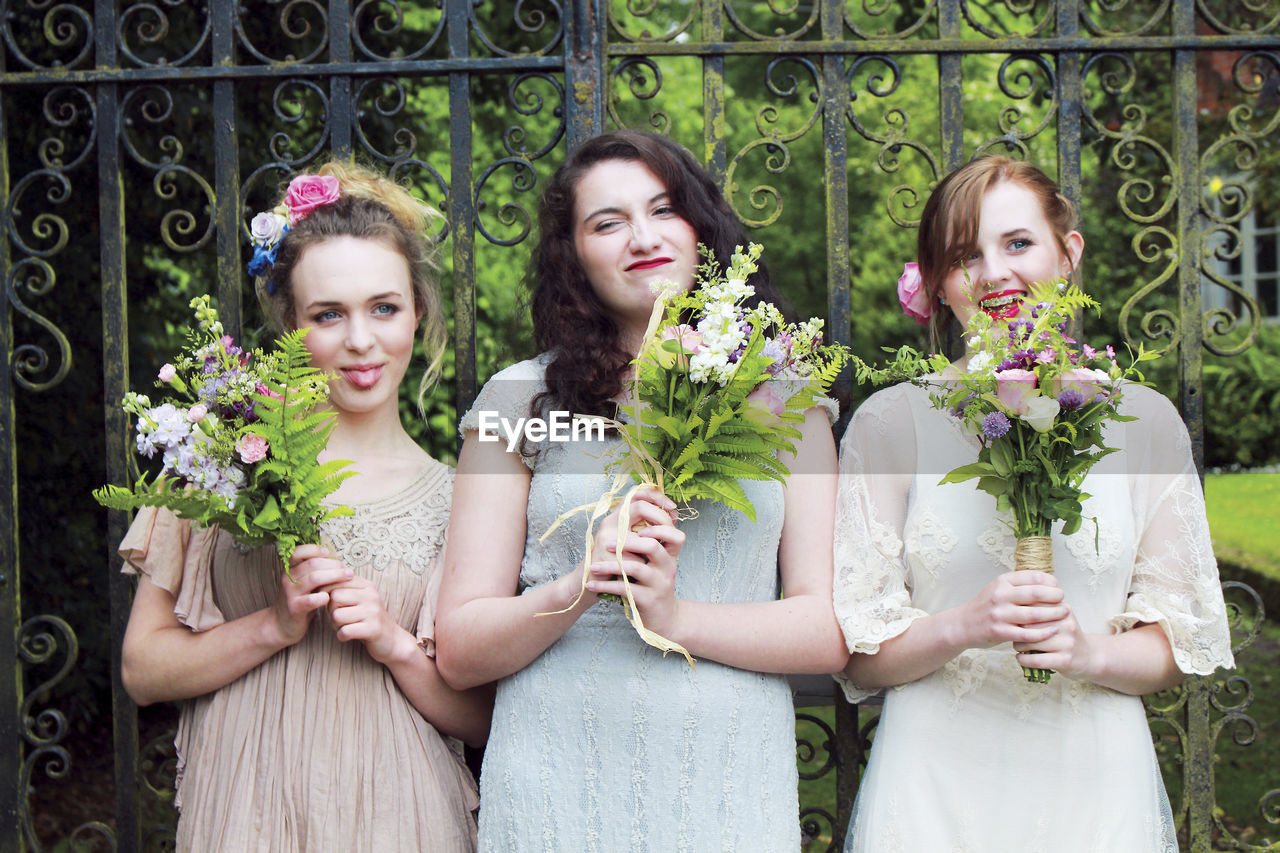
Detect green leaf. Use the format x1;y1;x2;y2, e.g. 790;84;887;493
939;462;998;485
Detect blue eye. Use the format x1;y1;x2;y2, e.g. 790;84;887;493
314;310;341;323
374;303;398;316
1009;238;1031;251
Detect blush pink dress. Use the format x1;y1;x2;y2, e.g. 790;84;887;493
118;459;477;853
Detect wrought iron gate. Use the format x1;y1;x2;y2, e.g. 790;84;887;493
2;0;1277;850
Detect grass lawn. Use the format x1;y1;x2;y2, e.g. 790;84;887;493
1206;472;1280;581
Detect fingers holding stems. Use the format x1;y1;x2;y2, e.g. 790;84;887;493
276;544;353;646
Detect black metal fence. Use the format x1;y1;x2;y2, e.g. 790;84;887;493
2;0;1277;850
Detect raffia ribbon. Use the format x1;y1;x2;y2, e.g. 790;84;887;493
533;414;695;667
1013;534;1054;683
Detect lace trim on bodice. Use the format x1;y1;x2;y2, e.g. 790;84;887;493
320;463;453;573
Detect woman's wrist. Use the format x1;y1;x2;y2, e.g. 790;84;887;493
376;624;422;669
255;606;298;653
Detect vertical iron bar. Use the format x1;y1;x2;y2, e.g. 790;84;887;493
937;1;964;172
938;2;964;359
1056;0;1084;333
0;66;24;853
329;0;353;159
701;1;725;186
821;4;855;839
1173;4;1210;852
821;5;851;422
447;0;478;415
213;0;243;338
565;0;604;151
97;0;138;845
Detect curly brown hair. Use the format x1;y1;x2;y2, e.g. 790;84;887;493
530;130;786;421
253;160;447;413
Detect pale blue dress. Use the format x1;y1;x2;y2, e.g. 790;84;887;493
460;356;801;853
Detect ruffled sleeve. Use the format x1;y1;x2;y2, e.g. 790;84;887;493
457;356;550;471
414;499;451;659
1108;386;1234;675
118;506;226;632
832;384;929;702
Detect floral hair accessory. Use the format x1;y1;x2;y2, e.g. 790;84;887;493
247;173;343;290
897;261;932;325
284;174;341;225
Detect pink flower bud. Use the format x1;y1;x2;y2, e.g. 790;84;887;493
746;383;787;418
186;404;208;423
158;364;176;383
1052;367;1111;404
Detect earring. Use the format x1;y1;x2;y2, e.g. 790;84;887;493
939;295;947;305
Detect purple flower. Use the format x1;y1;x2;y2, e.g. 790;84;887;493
1057;389;1085;410
982;411;1012;439
949;393;979;418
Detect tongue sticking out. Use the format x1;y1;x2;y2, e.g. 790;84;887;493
343;366;383;389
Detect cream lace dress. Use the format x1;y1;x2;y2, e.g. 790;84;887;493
118;459;478;853
834;382;1234;853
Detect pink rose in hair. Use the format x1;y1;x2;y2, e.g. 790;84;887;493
995;368;1038;415
897;262;931;325
285;175;341;225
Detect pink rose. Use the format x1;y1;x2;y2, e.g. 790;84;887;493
1053;367;1111;404
661;324;704;353
186;403;208;423
653;324;704;369
237;433;269;464
995;368;1038;414
746;383;787;418
285;174;341;225
897;262;932;325
157;363;176;383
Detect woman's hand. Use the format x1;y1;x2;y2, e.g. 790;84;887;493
954;571;1067;650
585;490;685;635
1012;606;1097;681
327;575;415;665
276;545;353;647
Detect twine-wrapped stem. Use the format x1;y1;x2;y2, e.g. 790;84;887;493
1014;535;1054;683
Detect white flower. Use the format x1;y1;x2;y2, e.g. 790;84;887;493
148;404;191;446
1020;395;1061;432
689;350;730;384
250;211;288;248
967;351;994;374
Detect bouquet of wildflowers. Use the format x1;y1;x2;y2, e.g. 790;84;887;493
94;295;354;569
544;243;850;663
854;275;1158;682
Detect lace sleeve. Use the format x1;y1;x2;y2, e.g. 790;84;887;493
1108;387;1234;675
832;385;928;703
457;357;548;471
